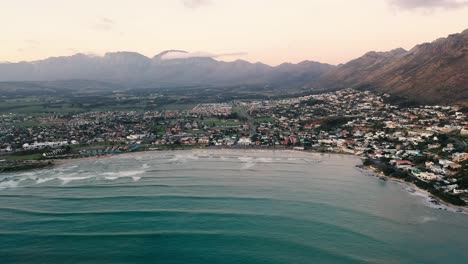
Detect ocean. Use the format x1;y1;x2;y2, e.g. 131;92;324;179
1;150;467;263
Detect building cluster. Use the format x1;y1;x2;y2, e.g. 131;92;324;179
190;103;232;117
0;89;467;198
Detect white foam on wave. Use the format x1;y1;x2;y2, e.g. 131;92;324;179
59;176;93;185
420;216;437;223
0;180;20;189
239;156;255;169
142;164;150;169
102;170;145;178
17;172;36;177
99;170;146;181
132;176;141;182
256;157;273;163
238;156;253;163
406;188;428;198
36;177;55;184
64;165;79;171
242;163;255;169
305;158;322;163
57;165;78;171
170;153;199;163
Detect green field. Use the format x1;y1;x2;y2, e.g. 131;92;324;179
0;96;199;114
5;153;44;161
204;118;241;127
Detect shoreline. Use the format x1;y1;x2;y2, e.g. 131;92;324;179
45;148;359;167
359;165;468;213
2;148;467;213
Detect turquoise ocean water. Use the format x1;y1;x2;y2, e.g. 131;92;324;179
1;150;467;263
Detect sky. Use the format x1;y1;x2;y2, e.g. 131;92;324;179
1;0;467;66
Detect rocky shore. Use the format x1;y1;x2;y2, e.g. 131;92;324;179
357;164;468;214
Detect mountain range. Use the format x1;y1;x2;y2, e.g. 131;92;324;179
0;50;334;87
1;29;467;104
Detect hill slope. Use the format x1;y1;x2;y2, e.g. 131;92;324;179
320;29;468;104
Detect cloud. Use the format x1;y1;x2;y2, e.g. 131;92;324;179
93;17;115;31
68;48;80;54
388;0;468;9
161;51;247;60
181;0;211;9
25;39;39;45
101;17;113;23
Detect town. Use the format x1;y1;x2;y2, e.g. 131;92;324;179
1;89;467;206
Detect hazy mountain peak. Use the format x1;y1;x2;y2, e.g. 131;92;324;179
0;47;334;85
297;60;335;67
388;48;407;55
70;53;90;58
0;28;467;104
104;51;149;60
363;48;407;58
231;59;253;65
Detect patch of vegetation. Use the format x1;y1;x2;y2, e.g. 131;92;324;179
5;153;44;161
204;118;241;127
382;94;420;108
320;116;356;130
0;160;53;173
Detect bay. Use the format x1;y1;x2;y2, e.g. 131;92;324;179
1;150;467;264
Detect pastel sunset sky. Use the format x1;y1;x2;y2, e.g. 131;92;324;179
1;0;467;65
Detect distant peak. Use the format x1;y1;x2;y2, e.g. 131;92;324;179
104;51;148;59
67;53;98;59
297;60;333;66
232;59;250;64
363;48;407;58
389;48;407;54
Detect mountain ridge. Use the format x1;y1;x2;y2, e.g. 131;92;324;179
0;50;334;87
318;29;468;104
0;29;467;104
